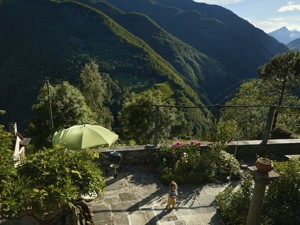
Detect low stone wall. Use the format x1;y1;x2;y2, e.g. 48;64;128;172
94;139;300;166
94;145;155;169
226;139;300;158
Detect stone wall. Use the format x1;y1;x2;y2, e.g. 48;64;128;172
95;139;300;166
225;139;300;158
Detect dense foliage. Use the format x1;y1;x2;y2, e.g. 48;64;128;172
216;159;300;225
106;0;287;83
0;129;105;223
220;51;300;140
118;89;182;144
216;172;252;225
28;81;97;148
0;0;286;131
258;51;300;130
263;160;300;224
80;60;114;129
0;124;16;215
153;140;240;184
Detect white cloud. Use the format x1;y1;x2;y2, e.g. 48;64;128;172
278;4;300;12
250;19;288;33
193;0;243;5
270;17;285;22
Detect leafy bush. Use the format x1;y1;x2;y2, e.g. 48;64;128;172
216;159;300;225
263;159;300;225
152;140;240;184
0;124;15;189
209;142;241;181
216;172;252;225
0;144;105;222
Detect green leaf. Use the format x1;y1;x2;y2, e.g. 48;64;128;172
71;170;82;179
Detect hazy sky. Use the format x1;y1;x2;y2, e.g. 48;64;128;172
194;0;300;33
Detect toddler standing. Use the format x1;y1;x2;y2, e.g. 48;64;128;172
166;180;178;210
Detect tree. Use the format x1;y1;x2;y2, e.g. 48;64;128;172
80;60;114;129
216;160;300;225
118;89;182;145
28;81;97;148
222;79;274;139
258;51;300;130
0;123;16;215
223;77;300;139
0;143;105;224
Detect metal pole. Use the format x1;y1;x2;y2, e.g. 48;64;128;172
215;104;221;122
153;105;159;147
261;105;275;145
47;80;54;137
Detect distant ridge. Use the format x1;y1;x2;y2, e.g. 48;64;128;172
269;26;300;45
287;38;300;51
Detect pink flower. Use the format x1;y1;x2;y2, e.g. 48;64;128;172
172;141;183;147
172;151;176;155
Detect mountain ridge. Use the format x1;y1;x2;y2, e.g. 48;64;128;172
287;38;300;51
269;26;300;45
105;0;287;82
81;0;240;103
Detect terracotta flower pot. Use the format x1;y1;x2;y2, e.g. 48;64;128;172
255;157;274;173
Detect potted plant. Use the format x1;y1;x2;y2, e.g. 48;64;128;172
255;157;274;173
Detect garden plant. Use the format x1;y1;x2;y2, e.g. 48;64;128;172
0;123;105;225
216;159;300;225
153;140;241;184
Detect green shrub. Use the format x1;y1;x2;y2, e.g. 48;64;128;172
216;171;252;225
209;142;241;181
0;144;105;222
153;140;240;184
216;160;300;225
263;159;300;225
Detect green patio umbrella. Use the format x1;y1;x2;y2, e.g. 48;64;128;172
52;124;118;150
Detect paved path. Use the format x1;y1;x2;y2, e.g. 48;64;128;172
90;165;228;225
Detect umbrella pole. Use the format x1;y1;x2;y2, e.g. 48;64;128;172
113;165;117;179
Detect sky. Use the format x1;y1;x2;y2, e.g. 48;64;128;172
194;0;300;33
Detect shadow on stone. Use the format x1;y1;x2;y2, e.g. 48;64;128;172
145;209;171;225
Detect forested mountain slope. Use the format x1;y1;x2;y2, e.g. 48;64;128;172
79;0;239;103
0;0;204;128
287;38;300;51
105;0;287;82
0;0;288;131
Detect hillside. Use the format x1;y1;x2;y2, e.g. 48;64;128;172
105;0;287;82
0;0;289;132
82;0;239;103
0;0;205;129
287;38;300;51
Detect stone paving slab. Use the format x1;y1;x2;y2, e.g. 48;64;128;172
90;165;227;225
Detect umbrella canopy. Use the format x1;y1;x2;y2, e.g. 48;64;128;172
52;124;118;150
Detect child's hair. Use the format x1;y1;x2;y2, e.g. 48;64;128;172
169;180;178;190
